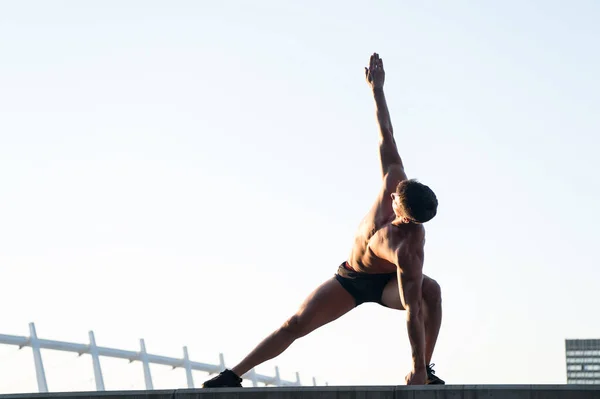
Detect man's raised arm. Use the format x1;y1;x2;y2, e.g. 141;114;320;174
365;53;405;179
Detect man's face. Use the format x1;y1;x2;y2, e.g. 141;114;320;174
391;192;418;223
391;192;404;217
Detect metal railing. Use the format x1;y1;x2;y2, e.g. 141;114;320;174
0;322;326;392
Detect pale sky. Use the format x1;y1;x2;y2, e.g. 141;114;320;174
1;0;599;394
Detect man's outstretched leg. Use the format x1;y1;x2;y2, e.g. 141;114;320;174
202;277;356;388
380;275;444;384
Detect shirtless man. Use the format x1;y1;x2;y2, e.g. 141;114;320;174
202;52;444;387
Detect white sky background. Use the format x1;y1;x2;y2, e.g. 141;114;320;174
1;0;599;393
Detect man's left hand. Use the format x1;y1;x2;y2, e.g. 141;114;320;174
365;52;385;90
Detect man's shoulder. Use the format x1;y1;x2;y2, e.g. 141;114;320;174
391;225;425;273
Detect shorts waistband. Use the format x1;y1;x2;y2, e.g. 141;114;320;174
337;262;395;279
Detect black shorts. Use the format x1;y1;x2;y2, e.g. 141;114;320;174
334;262;396;307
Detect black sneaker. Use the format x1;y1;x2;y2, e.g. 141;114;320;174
426;363;445;385
202;369;243;388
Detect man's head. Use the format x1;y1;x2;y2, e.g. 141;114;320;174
391;179;438;224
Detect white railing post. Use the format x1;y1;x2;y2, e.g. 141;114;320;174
250;368;258;387
182;346;194;388
295;371;301;386
29;323;48;393
139;339;153;390
274;366;281;386
218;353;225;371
88;331;105;391
312;376;317;386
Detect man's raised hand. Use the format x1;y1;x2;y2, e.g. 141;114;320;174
365;52;385;90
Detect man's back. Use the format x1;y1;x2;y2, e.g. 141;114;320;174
348;167;425;275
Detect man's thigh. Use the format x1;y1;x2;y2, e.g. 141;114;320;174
380;274;436;310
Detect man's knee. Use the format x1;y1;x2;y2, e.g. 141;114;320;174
280;314;313;338
423;277;442;305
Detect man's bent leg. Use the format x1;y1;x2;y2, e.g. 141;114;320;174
203;277;355;387
422;277;442;365
421;277;444;384
380;275;444;384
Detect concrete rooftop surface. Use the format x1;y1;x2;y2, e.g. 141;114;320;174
0;385;599;399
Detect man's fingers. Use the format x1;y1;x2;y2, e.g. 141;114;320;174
371;53;382;72
367;52;383;83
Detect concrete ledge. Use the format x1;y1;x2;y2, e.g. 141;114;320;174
1;385;599;399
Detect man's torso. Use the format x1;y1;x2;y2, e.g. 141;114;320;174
347;174;424;274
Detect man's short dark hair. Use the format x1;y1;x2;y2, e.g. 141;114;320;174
396;179;438;223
